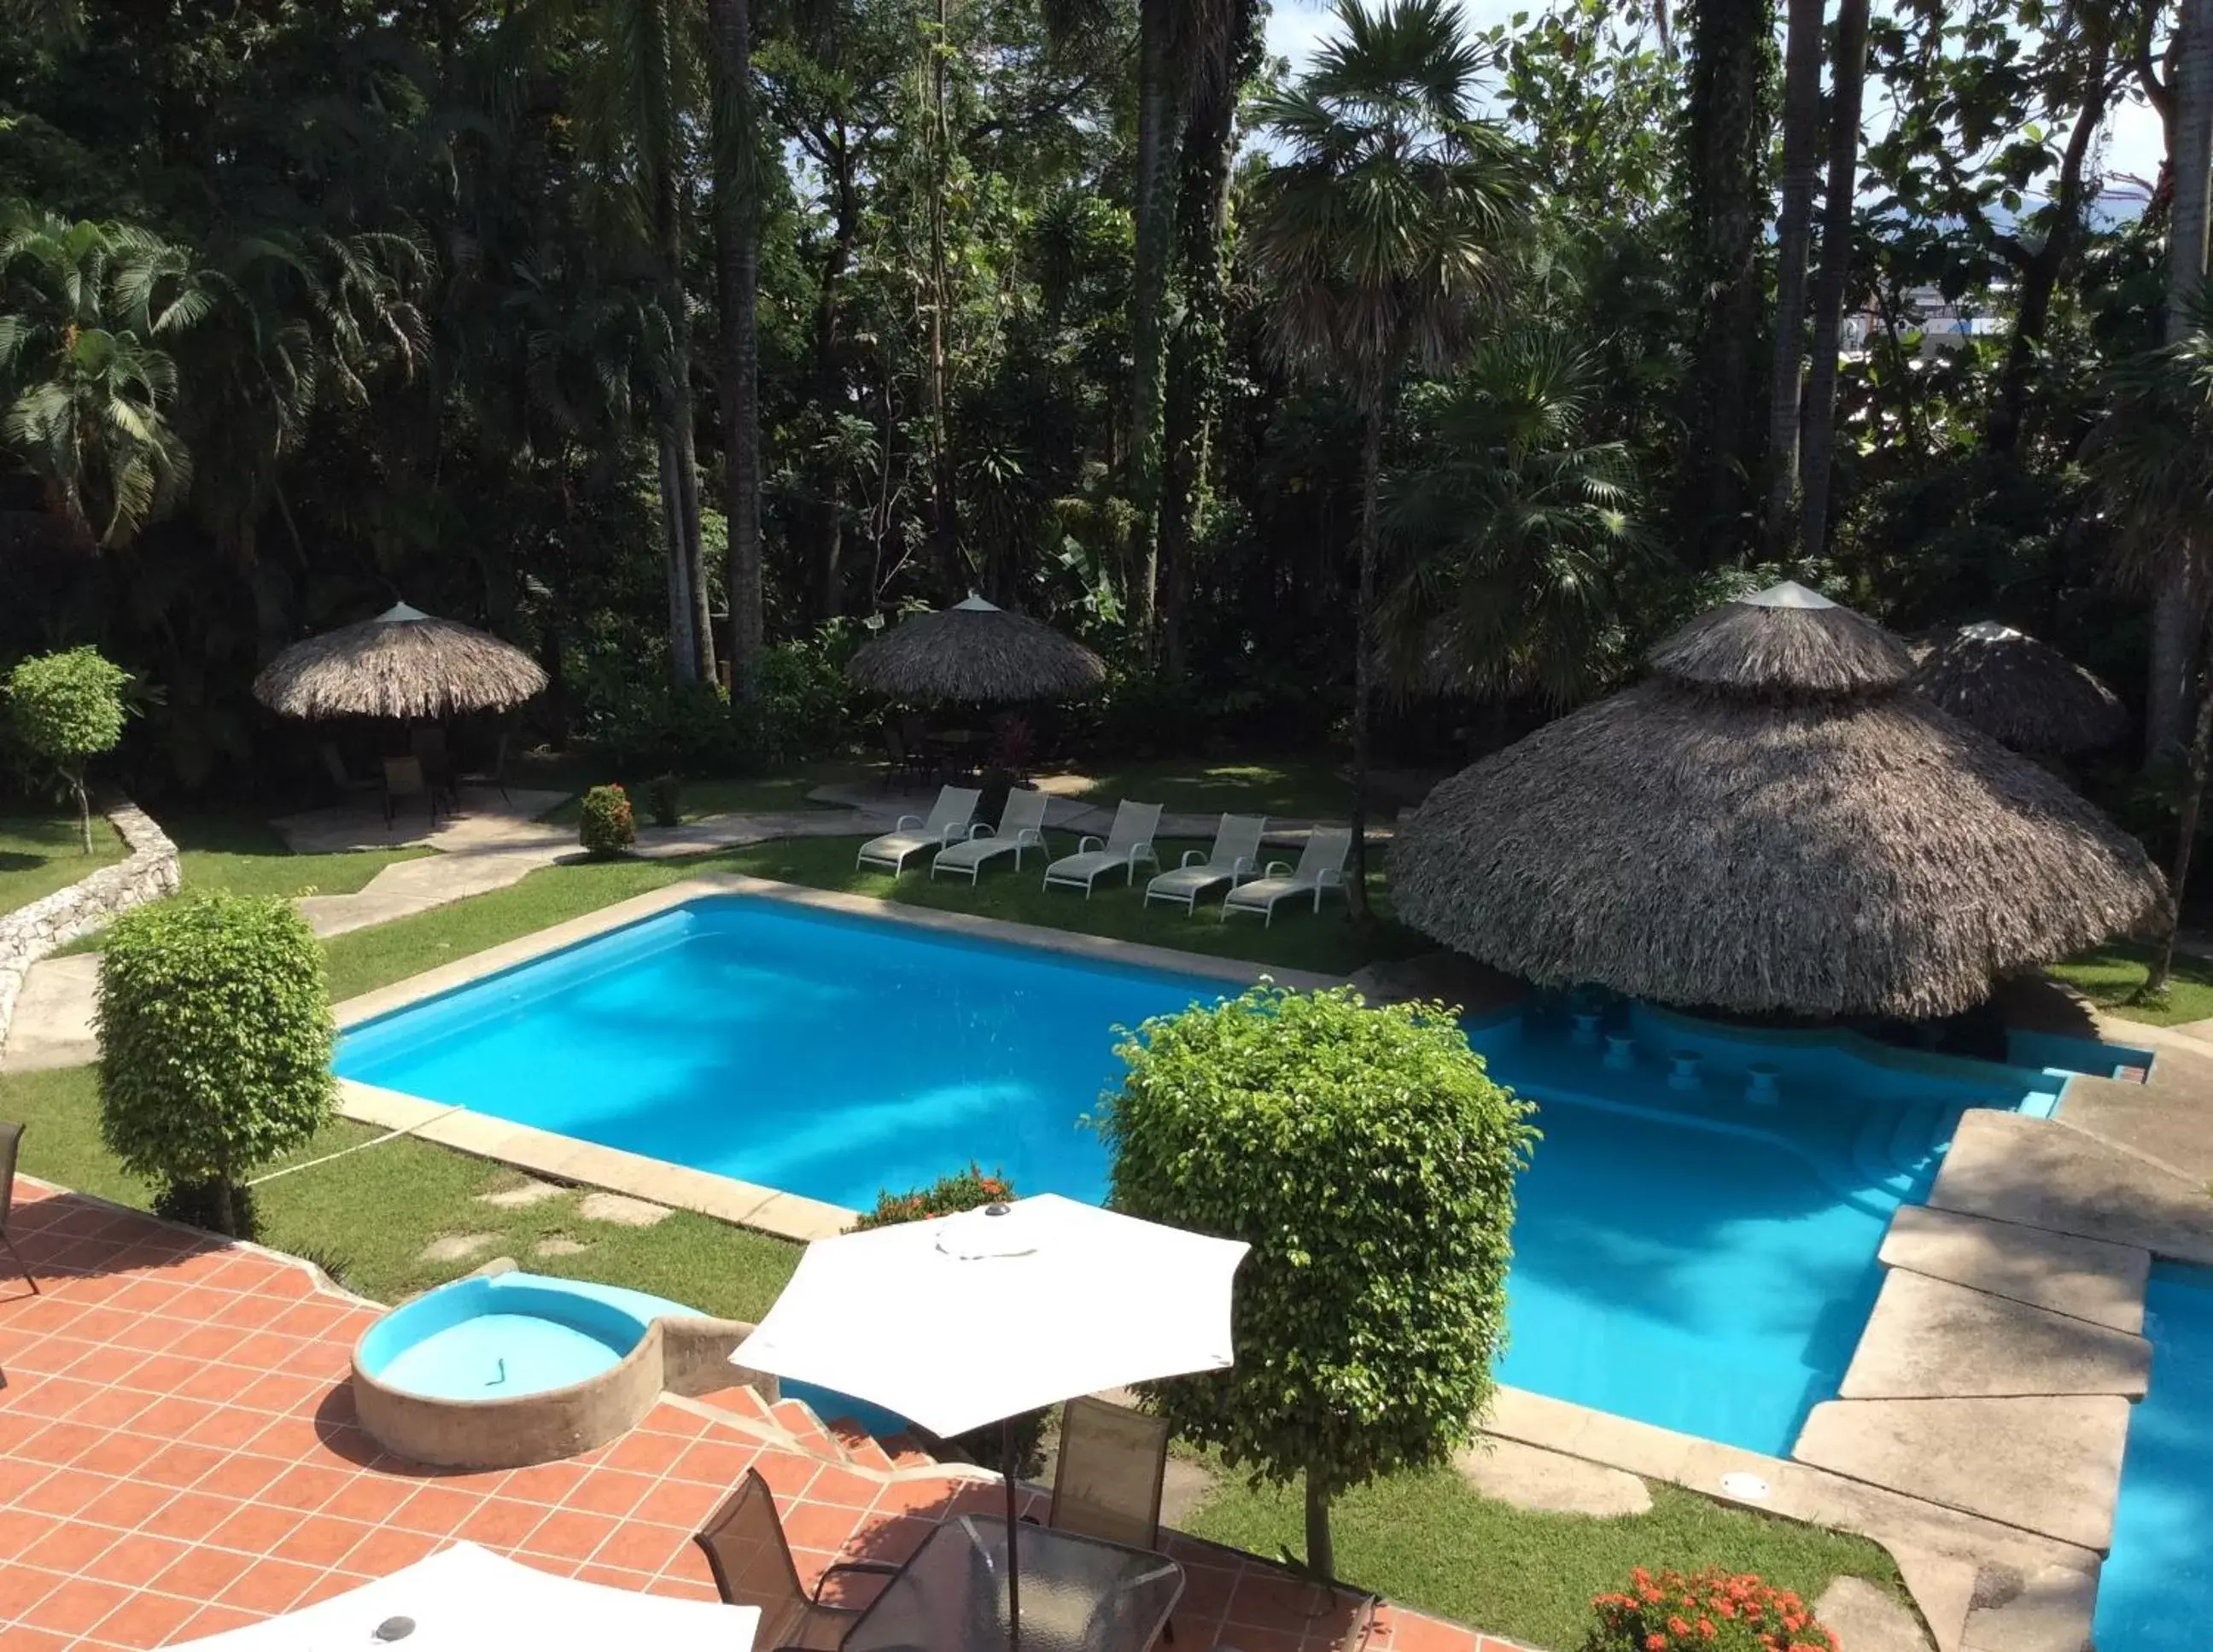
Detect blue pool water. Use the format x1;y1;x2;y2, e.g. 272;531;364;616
338;895;2076;1455
2094;1264;2213;1652
359;1274;651;1398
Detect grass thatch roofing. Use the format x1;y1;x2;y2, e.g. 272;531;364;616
253;602;548;721
1391;581;2163;1018
845;595;1106;703
1909;621;2129;756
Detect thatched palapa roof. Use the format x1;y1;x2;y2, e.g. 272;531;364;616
1391;581;2163;1019
254;602;547;721
846;595;1106;703
1910;621;2128;756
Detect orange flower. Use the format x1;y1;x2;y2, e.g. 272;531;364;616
1697;1621;1716;1640
1644;1637;1667;1652
1668;1617;1691;1637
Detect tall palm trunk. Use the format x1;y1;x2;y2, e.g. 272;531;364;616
925;0;959;595
1763;0;1825;552
1347;396;1386;925
1127;0;1187;648
660;432;699;680
2150;0;2213;762
709;0;763;703
1796;0;1868;562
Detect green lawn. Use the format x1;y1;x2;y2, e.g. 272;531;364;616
0;1062;799;1320
1066;755;1354;820
1187;1467;1903;1652
2047;942;2213;1027
322;832;1415;1002
0;811;126;915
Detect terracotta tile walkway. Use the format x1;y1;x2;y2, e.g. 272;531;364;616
0;1183;1525;1652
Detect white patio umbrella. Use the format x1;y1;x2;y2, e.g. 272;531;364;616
730;1195;1247;1648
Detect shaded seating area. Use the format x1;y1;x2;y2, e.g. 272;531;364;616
695;1468;902;1649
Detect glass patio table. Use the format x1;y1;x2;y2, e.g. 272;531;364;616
841;1515;1182;1652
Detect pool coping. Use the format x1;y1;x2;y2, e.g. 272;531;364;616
330;873;1344;1243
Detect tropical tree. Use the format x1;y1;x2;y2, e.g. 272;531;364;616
1796;0;1869;563
709;0;766;703
1247;0;1533;919
1762;0;1825;550
0;208;202;546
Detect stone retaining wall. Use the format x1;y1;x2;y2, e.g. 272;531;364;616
0;802;178;1053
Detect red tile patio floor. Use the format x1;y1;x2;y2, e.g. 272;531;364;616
0;1182;1527;1652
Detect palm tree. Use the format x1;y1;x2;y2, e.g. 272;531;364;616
1247;0;1532;939
1762;0;1825;550
0;210;202;546
709;0;764;703
1796;0;1869;563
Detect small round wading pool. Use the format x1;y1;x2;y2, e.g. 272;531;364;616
351;1270;758;1469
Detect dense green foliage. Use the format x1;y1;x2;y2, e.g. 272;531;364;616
94;890;336;1236
1104;984;1536;1574
578;783;637;856
851;1164;1015;1231
4;645;129;849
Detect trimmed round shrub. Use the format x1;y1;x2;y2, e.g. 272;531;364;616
1103;983;1536;1579
646;773;683;828
5;645;131;852
578;784;636;856
96;890;337;1238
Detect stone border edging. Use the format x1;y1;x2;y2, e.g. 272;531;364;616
0;801;178;1056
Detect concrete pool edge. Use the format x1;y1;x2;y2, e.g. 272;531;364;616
330;874;1346;1243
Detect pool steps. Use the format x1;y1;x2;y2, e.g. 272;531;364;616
680;1380;960;1483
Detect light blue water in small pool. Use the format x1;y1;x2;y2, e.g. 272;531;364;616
356;1274;651;1399
2094;1264;2213;1652
337;895;2071;1454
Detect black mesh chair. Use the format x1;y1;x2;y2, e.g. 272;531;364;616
0;1121;39;1293
693;1468;900;1650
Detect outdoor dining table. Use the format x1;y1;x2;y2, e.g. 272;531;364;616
841;1515;1183;1652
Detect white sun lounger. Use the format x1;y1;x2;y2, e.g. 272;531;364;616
857;785;981;875
1042;800;1163;897
1222;826;1353;925
1144;813;1266;914
931;787;1050;882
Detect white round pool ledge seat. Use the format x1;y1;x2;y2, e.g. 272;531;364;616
1667;1049;1704;1092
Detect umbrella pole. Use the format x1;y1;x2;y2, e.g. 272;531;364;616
1003;1416;1021;1652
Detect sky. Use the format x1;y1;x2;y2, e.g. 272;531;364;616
1262;0;2169;199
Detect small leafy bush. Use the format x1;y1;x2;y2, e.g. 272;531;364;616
646;773;683;827
5;645;131;852
583;675;744;774
1104;983;1536;1578
851;1164;1015;1231
96;891;336;1238
1586;1568;1839;1652
578;784;636;856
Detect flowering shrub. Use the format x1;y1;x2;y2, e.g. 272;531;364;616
578;784;636;857
853;1165;1014;1231
1585;1569;1840;1652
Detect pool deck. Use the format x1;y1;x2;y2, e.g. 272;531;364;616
0;1180;1519;1652
330;874;1344;1243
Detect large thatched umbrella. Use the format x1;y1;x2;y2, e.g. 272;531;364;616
254;601;547;721
1391;581;2163;1019
845;595;1105;703
1909;621;2128;756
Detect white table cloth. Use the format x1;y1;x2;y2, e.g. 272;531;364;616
170;1541;759;1652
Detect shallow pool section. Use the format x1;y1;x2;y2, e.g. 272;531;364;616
2094;1264;2213;1652
340;894;2089;1457
357;1273;673;1400
339;896;1228;1212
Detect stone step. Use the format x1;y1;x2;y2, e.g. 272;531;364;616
880;1432;940;1471
770;1395;853;1465
690;1382;778;1426
827;1418;900;1474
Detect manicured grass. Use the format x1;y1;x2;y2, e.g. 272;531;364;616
54;813;429;954
1066;756;1354;821
0;811;126;915
0;1063;799;1319
1186;1466;1902;1652
2047;943;2213;1027
321;832;1416;1003
537;761;878;826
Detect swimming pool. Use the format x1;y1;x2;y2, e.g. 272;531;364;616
2094;1264;2213;1652
337;892;2076;1456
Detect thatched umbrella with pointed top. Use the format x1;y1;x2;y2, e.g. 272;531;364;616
845;595;1106;704
254;602;548;721
1909;621;2129;756
1390;581;2163;1019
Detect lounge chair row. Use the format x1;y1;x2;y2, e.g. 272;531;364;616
856;785;1352;924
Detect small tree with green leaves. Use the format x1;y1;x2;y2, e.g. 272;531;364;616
5;645;131;851
1103;984;1535;1580
96;891;336;1238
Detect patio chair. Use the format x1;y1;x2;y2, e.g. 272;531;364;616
880;724;937;792
1050;1397;1171;1551
856;785;981;875
1042;801;1163;897
1221;826;1352;926
693;1468;900;1651
458;730;511;803
0;1121;39;1294
319;742;378;801
931;787;1050;883
382;755;440;830
1143;814;1266;916
410;725;458;809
